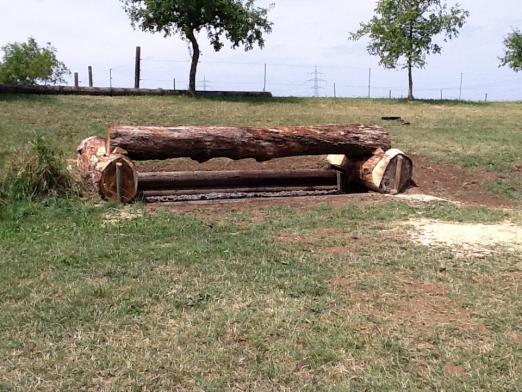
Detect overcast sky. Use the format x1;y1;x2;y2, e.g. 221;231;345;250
1;0;521;100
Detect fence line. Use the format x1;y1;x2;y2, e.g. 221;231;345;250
64;47;521;101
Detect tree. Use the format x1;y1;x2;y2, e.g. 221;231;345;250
500;29;522;72
350;0;469;100
0;38;69;86
121;0;273;96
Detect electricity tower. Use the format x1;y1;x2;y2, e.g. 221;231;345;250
307;65;326;97
197;75;211;91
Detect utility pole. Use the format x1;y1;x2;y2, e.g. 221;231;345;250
74;72;79;88
307;65;325;98
459;72;463;100
88;66;93;87
440;89;443;100
173;78;176;91
134;46;141;89
333;82;337;99
109;68;113;88
263;64;267;92
368;68;372;98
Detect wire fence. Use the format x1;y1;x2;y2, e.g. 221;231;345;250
67;54;522;101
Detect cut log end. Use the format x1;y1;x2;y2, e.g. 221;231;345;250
77;136;138;203
330;149;413;194
100;157;138;203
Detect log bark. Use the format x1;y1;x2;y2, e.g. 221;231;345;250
77;136;138;203
138;169;337;191
109;124;391;163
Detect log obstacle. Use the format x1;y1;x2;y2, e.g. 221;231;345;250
77;124;413;203
108;124;391;162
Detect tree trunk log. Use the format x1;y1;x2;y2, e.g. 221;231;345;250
109;124;391;163
138;169;337;191
76;136;138;202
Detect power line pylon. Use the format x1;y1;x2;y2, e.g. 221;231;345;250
307;65;326;97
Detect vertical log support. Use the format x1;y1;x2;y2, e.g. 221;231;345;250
116;162;123;203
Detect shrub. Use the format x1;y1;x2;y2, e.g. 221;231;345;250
0;37;69;86
0;136;77;202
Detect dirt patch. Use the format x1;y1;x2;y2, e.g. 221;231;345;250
103;208;143;225
443;363;465;377
140;155;518;211
137;155;329;173
330;274;486;335
410;155;517;208
409;219;522;256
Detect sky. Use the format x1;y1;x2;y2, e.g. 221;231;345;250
1;0;521;100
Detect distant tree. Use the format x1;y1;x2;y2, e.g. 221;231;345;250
500;29;522;72
121;0;273;96
350;0;469;100
0;38;69;86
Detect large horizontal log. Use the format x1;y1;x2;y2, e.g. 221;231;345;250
138;169;338;190
109;124;390;162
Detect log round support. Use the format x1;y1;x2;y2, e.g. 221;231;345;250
328;149;413;194
77;136;138;203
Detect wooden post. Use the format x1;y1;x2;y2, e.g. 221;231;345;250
392;155;404;195
116;162;123;203
74;72;79;88
88;66;93;87
134;46;141;89
336;172;349;194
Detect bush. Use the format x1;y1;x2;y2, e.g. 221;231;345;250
0;136;77;202
0;37;69;86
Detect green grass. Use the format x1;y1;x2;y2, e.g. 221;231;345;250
1;94;522;390
1;199;521;390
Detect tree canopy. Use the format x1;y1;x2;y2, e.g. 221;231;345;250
0;38;69;86
121;0;273;95
500;29;522;72
350;0;469;99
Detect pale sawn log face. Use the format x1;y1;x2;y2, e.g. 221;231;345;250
76;136;138;202
109;125;391;162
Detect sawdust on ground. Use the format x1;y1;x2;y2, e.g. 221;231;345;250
409;219;522;256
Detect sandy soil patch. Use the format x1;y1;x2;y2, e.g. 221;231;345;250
409;219;522;256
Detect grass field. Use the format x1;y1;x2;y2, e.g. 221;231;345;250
0;94;521;390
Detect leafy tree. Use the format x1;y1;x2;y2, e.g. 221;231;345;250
121;0;273;96
350;0;469;100
500;29;522;72
0;38;69;86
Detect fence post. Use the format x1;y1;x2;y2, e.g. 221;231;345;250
367;68;371;98
134;46;141;89
263;64;267;92
74;72;79;88
88;66;93;87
